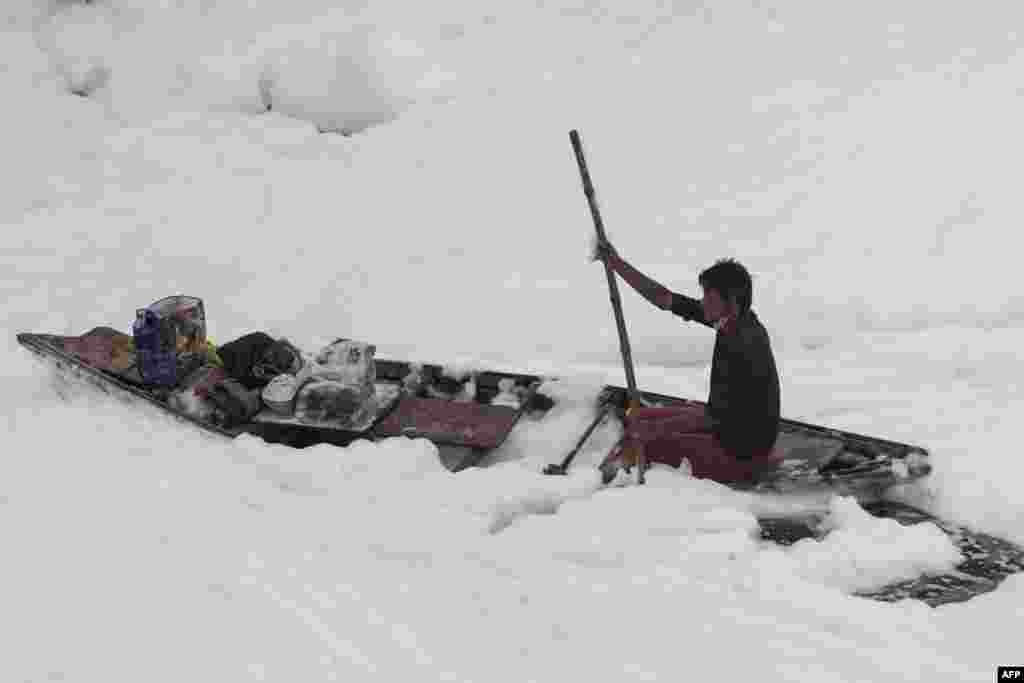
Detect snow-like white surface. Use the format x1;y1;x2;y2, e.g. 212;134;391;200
3;2;1023;681
783;496;962;593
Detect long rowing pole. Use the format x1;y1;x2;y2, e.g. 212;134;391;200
568;130;647;484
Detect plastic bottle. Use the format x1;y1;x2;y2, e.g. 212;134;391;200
133;308;177;386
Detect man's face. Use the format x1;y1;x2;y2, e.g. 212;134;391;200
701;287;730;323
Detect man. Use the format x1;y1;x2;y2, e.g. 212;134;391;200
595;240;781;484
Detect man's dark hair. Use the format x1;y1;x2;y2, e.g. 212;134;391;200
699;258;753;312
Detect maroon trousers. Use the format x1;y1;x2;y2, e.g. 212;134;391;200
625;404;781;484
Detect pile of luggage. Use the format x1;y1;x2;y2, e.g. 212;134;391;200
79;295;379;429
184;331;377;429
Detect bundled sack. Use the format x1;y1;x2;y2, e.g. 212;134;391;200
294;339;376;424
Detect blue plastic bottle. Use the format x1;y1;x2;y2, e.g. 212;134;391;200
133;308;177;386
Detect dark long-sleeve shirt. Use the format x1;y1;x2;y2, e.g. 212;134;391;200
670;294;781;455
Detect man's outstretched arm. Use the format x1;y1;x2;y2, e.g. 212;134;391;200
595;240;712;326
603;250;674;310
599;247;712;326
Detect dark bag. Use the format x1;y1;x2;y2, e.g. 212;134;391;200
218;332;275;389
218;332;303;390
